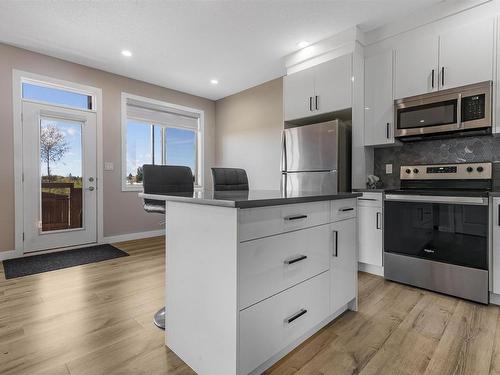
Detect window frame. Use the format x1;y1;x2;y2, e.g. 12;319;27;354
121;92;204;192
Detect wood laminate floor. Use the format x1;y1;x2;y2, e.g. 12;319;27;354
1;237;499;375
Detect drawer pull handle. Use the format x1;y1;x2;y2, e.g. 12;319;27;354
358;198;377;201
285;308;308;324
284;214;308;221
339;207;354;212
284;255;308;265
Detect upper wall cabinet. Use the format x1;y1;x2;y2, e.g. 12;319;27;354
284;54;352;121
364;50;395;146
394;18;494;100
439;19;494;90
394;35;439;99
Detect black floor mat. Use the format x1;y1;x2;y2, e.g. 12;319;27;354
2;244;129;279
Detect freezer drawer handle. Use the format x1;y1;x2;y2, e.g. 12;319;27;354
284;255;308;265
284;214;308;221
339;207;354;212
285;308;308;324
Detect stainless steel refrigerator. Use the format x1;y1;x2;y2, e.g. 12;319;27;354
281;120;351;195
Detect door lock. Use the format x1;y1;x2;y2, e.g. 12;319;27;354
88;177;94;182
87;186;95;191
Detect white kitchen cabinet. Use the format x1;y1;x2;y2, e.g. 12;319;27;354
283;67;315;121
493;198;500;294
314;54;352;116
394;35;438;99
357;194;383;272
439;19;494;90
330;218;357;314
364;50;395;146
284;54;352;121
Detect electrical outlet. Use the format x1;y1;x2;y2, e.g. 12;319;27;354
385;164;393;174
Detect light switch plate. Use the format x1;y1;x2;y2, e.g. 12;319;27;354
104;162;114;171
385;164;393;174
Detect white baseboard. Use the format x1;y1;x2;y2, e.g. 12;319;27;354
102;229;165;244
358;262;384;276
490;292;500;305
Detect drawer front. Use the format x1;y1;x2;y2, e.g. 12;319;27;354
331;199;357;222
357;192;383;207
238;224;331;310
239;201;330;242
239;272;330;375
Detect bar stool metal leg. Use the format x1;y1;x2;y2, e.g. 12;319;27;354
153;306;165;330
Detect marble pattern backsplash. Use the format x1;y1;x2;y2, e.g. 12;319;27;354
373;135;500;189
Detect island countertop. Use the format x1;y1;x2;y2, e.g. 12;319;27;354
138;189;362;209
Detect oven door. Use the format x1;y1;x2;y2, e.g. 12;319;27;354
384;195;488;270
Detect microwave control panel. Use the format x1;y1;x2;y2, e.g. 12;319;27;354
462;94;485;122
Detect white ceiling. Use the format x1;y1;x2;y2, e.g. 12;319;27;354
0;0;465;100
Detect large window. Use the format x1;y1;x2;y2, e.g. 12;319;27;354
122;94;203;190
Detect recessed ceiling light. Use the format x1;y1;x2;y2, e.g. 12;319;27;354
121;49;132;57
210;79;219;85
297;41;310;48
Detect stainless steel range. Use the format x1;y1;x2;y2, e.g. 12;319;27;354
384;162;492;304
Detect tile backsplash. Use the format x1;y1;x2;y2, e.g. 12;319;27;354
373;135;500;188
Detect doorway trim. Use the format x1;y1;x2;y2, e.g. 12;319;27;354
12;69;104;257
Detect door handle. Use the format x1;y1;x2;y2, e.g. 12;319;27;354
315;95;319;110
285;308;308;324
332;230;338;257
309;97;313;111
284;214;308;221
376;212;382;230
284;255;308;265
431;69;435;88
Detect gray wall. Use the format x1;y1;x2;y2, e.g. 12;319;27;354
0;42;216;251
215;78;283;190
374;135;500;188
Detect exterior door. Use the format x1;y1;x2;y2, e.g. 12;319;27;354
22;101;97;252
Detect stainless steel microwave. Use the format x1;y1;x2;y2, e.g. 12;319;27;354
394;81;492;140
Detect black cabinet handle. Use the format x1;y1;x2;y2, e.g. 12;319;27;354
284;214;308;221
358;198;377;201
333;230;338;257
339;207;354;212
309;97;313;111
386;123;390;139
431;69;435;88
284;255;308;265
441;67;445;86
498;205;500;226
376;212;382;230
315;95;319;110
285;308;307;324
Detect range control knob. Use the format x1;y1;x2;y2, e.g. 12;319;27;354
406;168;411;174
467;167;474;172
413;168;419;174
477;166;484;172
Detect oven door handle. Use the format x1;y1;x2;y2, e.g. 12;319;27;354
385;194;488;206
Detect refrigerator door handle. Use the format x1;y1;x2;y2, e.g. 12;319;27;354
281;130;287;172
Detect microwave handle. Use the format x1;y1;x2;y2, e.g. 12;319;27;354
457;93;462;128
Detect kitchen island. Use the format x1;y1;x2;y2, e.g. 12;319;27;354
138;190;361;375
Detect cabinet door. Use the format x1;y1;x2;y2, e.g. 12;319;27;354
394;36;439;99
439;18;494;90
358;205;383;266
330;218;357;314
364;51;394;146
314;54;352;115
493;198;500;294
283;68;315;121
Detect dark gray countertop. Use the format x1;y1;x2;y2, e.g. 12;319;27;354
353;188;388;193
139;190;362;208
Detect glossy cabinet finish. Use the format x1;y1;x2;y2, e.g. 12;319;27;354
364;50;395;146
358;193;383;268
283;55;352;121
